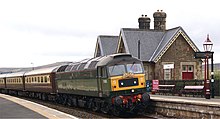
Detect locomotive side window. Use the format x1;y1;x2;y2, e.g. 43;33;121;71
98;67;107;78
101;67;107;78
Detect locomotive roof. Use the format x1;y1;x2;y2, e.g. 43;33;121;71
62;53;138;72
96;53;134;66
24;66;59;76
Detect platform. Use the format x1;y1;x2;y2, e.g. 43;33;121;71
0;94;77;119
149;94;220;118
151;94;220;106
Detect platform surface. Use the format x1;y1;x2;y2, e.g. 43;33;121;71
150;94;220;106
0;97;46;119
0;94;77;119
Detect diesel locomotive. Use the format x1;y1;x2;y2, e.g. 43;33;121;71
0;53;150;115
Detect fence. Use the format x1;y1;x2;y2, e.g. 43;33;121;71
147;79;220;96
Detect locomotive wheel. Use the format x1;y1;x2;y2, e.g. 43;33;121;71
100;103;110;114
91;102;99;112
67;98;72;106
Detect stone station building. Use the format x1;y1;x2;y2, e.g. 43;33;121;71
94;10;202;80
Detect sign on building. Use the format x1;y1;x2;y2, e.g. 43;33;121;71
163;64;174;69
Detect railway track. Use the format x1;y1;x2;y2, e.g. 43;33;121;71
4;94;170;118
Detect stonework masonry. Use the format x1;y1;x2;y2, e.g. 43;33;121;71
145;34;202;80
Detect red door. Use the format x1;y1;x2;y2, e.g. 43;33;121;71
182;65;194;80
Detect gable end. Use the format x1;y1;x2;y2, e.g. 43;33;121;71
154;30;199;62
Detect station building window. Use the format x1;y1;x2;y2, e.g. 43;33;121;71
164;69;172;80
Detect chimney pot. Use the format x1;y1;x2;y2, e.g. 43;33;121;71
138;14;151;30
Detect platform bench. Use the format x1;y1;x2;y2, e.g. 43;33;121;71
157;85;175;95
181;85;204;97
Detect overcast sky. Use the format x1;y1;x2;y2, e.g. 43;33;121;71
0;0;219;67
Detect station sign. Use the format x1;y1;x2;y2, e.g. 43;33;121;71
163;64;174;69
194;52;214;59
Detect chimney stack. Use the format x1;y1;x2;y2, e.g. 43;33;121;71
138;14;151;30
153;10;167;31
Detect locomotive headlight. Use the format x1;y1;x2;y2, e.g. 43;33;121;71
134;81;137;84
131;89;135;93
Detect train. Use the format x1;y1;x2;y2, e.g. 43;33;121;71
0;53;150;115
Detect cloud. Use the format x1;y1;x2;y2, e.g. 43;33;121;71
0;0;220;67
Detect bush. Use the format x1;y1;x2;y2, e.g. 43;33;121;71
214;71;220;80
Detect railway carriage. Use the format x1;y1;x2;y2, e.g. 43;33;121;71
4;72;25;95
24;67;58;99
0;74;6;92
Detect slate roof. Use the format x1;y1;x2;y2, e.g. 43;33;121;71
94;26;199;63
119;26;199;62
120;28;164;61
95;35;119;57
150;27;181;61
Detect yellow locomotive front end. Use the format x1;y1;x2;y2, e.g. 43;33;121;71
108;62;150;113
111;73;145;92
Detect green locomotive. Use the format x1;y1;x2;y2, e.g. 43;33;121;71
55;53;150;114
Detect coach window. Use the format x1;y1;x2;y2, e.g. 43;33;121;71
41;77;43;83
47;76;50;83
44;76;47;83
34;77;36;83
38;77;40;83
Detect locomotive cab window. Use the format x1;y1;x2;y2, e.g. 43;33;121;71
126;63;143;74
108;64;126;76
108;63;143;76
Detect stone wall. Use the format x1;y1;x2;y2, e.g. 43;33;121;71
148;97;220;118
153;35;202;80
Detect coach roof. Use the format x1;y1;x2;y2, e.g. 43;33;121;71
24;66;59;76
